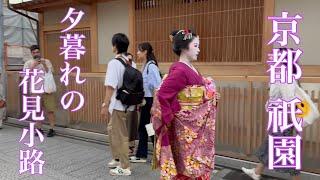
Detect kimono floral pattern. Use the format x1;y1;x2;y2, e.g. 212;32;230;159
180;127;198;144
152;78;217;180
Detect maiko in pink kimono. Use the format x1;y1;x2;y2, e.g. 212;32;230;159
152;29;220;180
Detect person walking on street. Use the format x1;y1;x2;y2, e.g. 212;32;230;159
130;42;161;163
152;29;220;179
101;33;144;176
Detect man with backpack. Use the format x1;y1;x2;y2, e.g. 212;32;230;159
101;33;144;176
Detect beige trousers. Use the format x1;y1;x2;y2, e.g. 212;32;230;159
107;110;132;169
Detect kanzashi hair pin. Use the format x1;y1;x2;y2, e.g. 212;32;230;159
182;29;193;40
176;29;193;41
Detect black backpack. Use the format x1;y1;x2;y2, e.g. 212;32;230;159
146;61;163;79
116;58;144;107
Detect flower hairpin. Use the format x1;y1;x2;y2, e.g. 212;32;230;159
182;29;193;40
169;29;193;42
175;29;193;41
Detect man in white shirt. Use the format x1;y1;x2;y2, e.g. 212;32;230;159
23;45;57;137
101;33;134;176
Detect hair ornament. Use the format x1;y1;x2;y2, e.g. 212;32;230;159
177;29;193;41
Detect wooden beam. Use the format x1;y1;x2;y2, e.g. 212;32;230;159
25;0;74;12
90;2;99;73
72;0;93;5
128;0;135;54
95;64;107;72
39;13;45;57
42;22;91;32
97;0;116;3
261;0;274;65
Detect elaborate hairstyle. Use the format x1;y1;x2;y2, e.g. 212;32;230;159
169;29;198;56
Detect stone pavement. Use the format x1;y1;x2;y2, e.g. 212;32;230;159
0;125;281;180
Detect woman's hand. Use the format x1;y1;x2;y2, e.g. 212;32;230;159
215;92;221;101
211;92;220;106
164;123;171;132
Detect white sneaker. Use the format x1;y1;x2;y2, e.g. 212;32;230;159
110;166;131;176
129;156;147;163
108;159;120;168
242;167;261;180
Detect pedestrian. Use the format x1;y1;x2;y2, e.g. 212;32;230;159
101;33;144;176
23;45;57;137
152;29;220;179
242;48;302;180
123;52;139;156
130;42;161;163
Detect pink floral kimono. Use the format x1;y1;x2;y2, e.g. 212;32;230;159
152;62;217;180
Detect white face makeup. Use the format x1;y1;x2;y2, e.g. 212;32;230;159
184;37;200;61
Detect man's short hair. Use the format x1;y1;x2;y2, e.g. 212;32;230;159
111;33;129;54
30;45;40;52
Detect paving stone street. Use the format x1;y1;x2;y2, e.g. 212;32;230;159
0;125;286;180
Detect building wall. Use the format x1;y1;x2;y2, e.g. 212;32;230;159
43;5;90;26
36;0;320;75
275;0;320;65
41;5;93;73
97;0;129;65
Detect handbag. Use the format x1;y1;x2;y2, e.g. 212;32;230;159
295;84;320;127
44;70;57;93
145;123;155;137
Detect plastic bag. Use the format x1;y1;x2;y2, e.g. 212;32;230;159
295;84;320;127
44;71;57;93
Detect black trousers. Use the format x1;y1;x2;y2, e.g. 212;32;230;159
136;97;154;158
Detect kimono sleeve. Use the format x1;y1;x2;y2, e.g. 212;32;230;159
157;67;187;125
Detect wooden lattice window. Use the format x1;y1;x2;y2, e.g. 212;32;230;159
135;0;264;63
44;29;92;73
141;0;156;8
